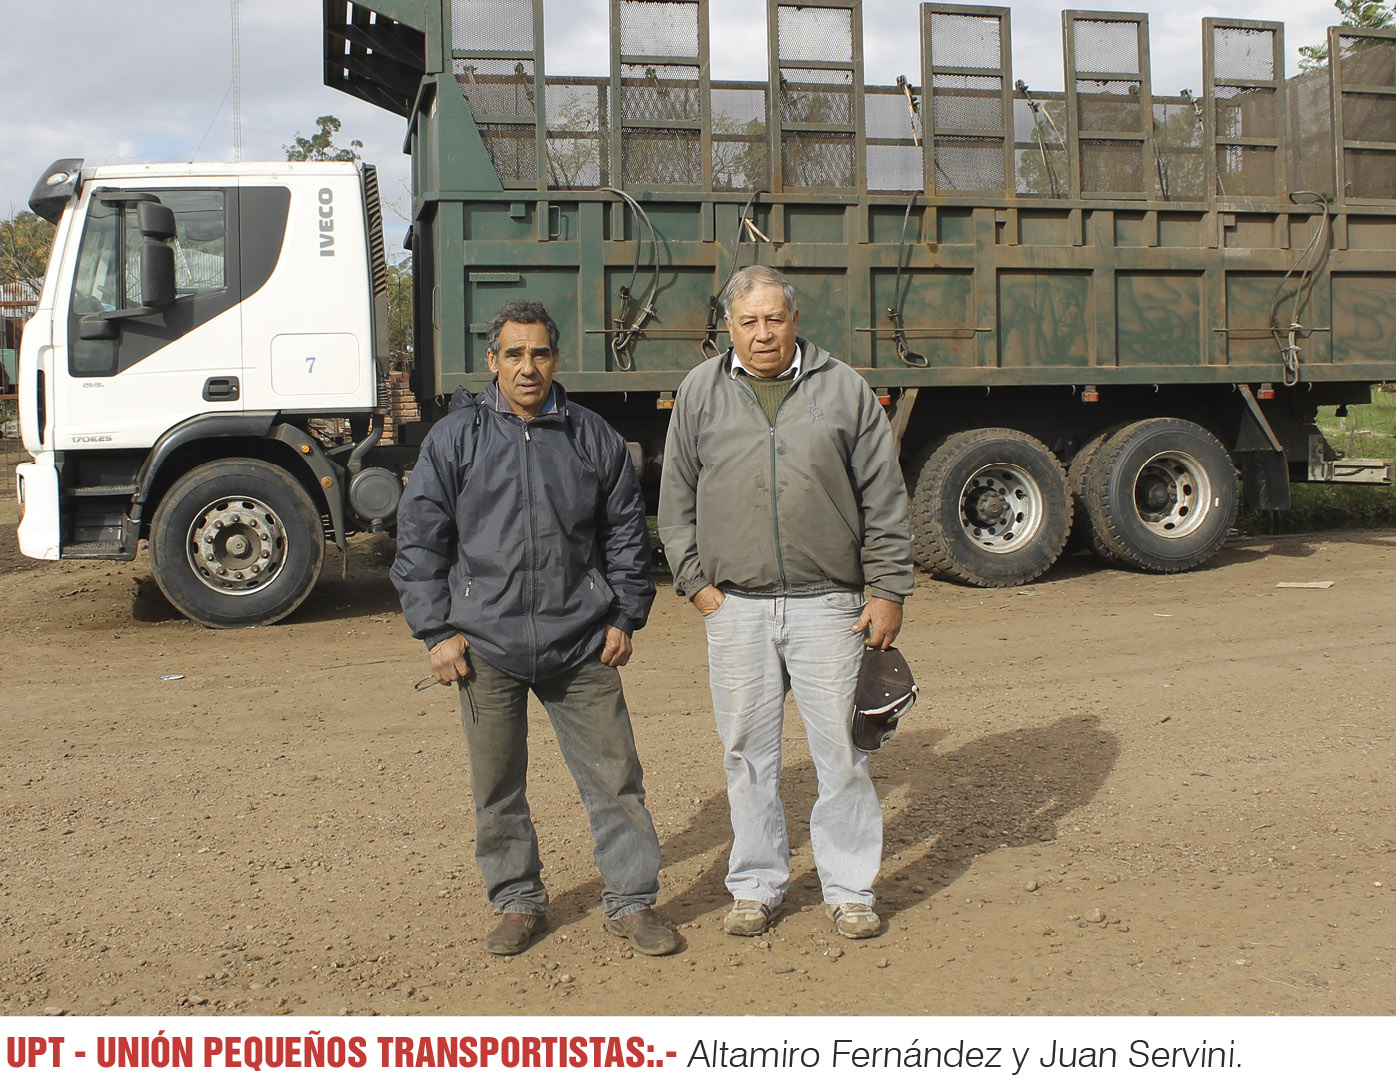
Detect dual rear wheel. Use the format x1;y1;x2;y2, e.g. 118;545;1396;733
908;419;1237;586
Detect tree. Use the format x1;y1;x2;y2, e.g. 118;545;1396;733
1299;0;1394;70
0;210;55;292
386;254;413;368
284;115;363;162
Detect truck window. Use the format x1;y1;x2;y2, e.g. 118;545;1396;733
68;189;228;377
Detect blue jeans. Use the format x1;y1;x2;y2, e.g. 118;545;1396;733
704;590;881;907
457;654;662;919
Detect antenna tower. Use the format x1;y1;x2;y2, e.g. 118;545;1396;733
231;0;243;160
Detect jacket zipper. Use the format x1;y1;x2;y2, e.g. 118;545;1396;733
736;378;793;592
521;417;539;679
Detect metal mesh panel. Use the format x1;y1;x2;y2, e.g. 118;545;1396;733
1073;19;1140;75
619;0;699;57
479;122;539;183
712;85;768;190
1153;102;1206;201
1081;138;1143;192
1075;81;1144;131
1014;98;1067;196
546;79;606;128
1342;92;1396;143
932;74;1004;131
1345;148;1396;198
547;138;604;186
455;59;537;118
866;90;921;141
1339;35;1396;85
782;132;855;188
1335;36;1396;200
620;63;702;121
622;128;702;185
1216;144;1276;197
1286;64;1335;197
780;68;855;125
452;0;534;53
714;85;766;126
777;5;853;63
934;136;1006;191
545;79;607;187
1213;26;1275;82
928;12;1001;70
1215;85;1277;140
866;89;922;191
867;145;924;191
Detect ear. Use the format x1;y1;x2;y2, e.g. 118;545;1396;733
486;350;499;374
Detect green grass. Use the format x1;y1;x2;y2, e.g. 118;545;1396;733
1235;386;1396;535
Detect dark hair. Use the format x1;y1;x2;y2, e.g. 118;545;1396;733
486;299;561;356
720;265;797;317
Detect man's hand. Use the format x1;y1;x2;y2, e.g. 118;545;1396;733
600;625;633;668
852;597;903;649
429;632;472;685
690;584;726;618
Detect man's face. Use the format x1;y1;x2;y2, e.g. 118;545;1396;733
488;321;558;420
725;283;799;378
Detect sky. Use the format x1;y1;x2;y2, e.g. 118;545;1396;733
0;0;1342;254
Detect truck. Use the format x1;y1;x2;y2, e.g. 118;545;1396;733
14;0;1396;627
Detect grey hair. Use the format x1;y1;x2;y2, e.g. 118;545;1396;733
720;265;797;318
486;299;561;356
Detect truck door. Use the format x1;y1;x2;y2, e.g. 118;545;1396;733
53;186;243;449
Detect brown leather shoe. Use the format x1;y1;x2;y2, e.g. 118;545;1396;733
603;908;679;956
485;912;546;955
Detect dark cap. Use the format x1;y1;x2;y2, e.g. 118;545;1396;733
851;646;918;753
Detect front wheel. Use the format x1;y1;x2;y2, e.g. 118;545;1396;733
1084;418;1237;573
909;428;1072;587
149;459;325;627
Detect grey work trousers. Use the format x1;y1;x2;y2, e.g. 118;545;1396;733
458;653;662;919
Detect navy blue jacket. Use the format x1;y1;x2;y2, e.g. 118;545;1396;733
392;381;655;683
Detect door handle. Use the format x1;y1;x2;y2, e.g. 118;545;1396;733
203;376;240;402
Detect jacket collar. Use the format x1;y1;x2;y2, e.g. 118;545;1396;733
452;379;571;419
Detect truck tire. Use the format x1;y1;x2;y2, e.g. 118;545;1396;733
1066;426;1122;555
149;459;326;627
1084;418;1237;573
909;428;1072;587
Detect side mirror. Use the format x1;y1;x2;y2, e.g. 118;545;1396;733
140;240;175;307
137;199;176;240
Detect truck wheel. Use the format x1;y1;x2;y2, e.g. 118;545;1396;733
1084;418;1237;572
1066;426;1121;555
149;459;325;627
909;428;1072;587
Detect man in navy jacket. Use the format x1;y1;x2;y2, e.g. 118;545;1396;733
392;299;676;956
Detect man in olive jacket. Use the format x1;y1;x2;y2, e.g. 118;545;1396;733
393;299;676;957
659;266;913;941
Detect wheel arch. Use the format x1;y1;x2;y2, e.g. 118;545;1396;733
132;414;346;551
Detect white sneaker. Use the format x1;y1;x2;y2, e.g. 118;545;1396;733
826;901;880;939
724;899;777;936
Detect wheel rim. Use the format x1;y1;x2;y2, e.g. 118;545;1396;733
184;495;287;595
956;462;1045;554
1131;449;1213;539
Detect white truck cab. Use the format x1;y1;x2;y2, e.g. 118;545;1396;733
16;158;392;625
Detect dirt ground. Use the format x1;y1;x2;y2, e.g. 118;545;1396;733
1;496;1393;1017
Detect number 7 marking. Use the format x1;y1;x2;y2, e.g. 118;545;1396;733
306;355;316;373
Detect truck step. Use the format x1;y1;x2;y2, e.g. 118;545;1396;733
61;541;133;558
64;484;136;497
